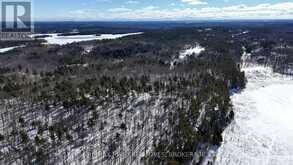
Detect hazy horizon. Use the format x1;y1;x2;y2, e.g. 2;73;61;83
26;1;293;21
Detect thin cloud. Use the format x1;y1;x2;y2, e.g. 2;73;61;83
108;7;132;12
64;2;293;20
126;0;139;4
182;0;207;5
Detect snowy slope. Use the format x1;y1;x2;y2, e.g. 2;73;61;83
215;66;293;165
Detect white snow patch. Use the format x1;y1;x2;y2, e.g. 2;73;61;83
31;32;143;45
215;65;293;165
170;44;205;70
83;46;94;54
179;45;205;59
232;31;250;38
0;45;25;53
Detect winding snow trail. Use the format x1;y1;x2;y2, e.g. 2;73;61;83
215;66;293;165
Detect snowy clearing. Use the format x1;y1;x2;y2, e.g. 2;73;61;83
179;45;205;59
170;45;205;69
215;66;293;165
31;32;143;45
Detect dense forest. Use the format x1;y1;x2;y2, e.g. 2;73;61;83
0;26;249;164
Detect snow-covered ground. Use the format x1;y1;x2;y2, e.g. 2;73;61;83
179;45;205;59
0;45;25;53
31;32;142;45
170;44;205;69
215;66;293;165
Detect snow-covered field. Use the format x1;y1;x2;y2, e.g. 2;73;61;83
31;32;142;45
215;66;293;165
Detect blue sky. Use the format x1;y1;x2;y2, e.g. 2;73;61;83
32;0;293;20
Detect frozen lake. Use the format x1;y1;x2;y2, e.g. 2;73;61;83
0;45;25;53
0;33;142;53
215;66;293;165
31;32;142;45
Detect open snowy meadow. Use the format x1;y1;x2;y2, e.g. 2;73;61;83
215;66;293;165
